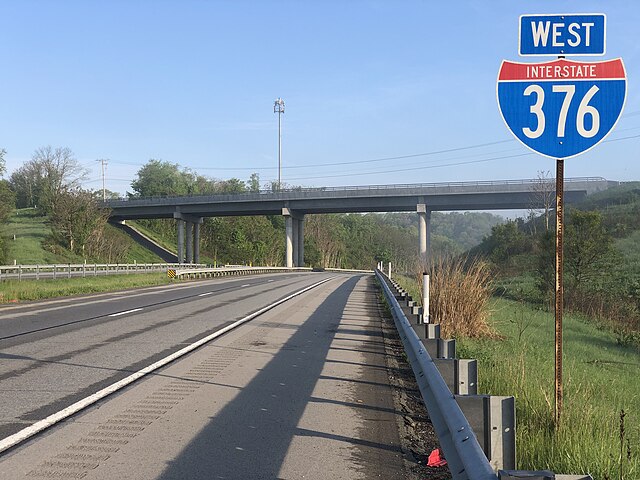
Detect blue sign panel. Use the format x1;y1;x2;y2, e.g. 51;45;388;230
519;14;606;56
497;58;626;159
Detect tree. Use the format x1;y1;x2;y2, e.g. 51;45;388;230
529;170;555;233
130;160;197;197
480;221;531;265
9;146;87;213
0;180;16;223
565;209;616;289
0;148;6;177
49;189;110;255
535;229;555;301
248;173;260;193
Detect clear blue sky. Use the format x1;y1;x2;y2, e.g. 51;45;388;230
1;1;639;195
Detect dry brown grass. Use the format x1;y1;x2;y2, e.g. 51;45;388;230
416;256;495;339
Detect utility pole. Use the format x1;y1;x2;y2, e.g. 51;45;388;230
273;98;285;190
96;159;108;201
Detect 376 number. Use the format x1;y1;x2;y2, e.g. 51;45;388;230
522;84;600;139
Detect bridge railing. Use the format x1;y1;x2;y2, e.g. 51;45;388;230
0;263;204;281
103;177;612;206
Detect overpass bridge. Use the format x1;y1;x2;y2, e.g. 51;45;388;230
104;177;615;267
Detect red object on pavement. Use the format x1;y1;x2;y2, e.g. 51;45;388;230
427;448;447;467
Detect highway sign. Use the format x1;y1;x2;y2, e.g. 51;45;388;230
519;14;606;56
497;57;626;159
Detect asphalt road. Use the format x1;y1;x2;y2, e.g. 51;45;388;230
0;272;335;441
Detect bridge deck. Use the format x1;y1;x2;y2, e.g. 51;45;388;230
106;177;614;219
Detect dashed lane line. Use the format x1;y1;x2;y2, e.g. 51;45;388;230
108;308;143;317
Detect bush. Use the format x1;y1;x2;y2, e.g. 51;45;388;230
415;256;495;338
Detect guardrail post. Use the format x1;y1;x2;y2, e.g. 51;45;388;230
426;323;440;339
422;338;456;359
455;395;516;471
53;265;57;280
434;358;478;395
18;265;22;281
94;264;97;276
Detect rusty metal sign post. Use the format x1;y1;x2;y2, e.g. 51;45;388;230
498;14;626;426
554;159;564;425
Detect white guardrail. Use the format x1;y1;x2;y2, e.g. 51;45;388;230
0;263;204;281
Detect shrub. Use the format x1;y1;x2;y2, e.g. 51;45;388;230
416;256;494;338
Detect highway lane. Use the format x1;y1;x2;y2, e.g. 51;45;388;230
0;273;426;480
0;272;335;442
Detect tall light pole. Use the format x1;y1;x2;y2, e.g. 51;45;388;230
273;98;285;190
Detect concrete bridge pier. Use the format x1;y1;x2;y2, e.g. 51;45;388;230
283;207;305;268
186;222;193;263
177;219;185;264
417;202;431;263
174;211;204;264
194;223;201;264
296;216;305;267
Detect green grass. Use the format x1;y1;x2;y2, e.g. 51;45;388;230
4;209;172;265
5;208;84;264
616;230;640;274
458;298;639;479
0;273;173;303
395;274;639;478
127;220;178;255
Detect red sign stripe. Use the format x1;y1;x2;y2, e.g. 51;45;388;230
499;58;625;81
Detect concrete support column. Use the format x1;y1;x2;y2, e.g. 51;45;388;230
297;216;305;267
186;221;194;264
426;209;432;253
194;223;200;264
285;215;294;268
177;219;185;264
292;217;299;267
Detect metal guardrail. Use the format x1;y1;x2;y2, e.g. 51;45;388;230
375;269;497;480
167;266;312;278
0;263;204;281
376;269;593;480
167;266;375;279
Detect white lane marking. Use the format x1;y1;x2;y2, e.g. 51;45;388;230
0;276;336;454
268;280;275;283
108;308;143;317
241;284;250;287
198;292;214;297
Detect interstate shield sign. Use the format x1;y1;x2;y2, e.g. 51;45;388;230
497;58;626;159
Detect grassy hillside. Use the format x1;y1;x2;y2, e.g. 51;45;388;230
395;274;639;478
458;298;639;478
6;208;83;264
4;209;164;265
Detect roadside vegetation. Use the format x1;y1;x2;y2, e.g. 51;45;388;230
0;273;172;303
394;178;640;479
456;299;639;479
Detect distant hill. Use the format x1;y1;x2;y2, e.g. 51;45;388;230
573;181;640;236
381;211;505;251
